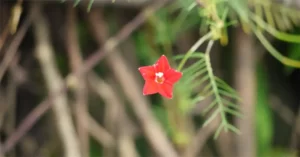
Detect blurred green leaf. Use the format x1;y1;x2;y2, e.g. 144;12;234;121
152;105;173;136
228;0;249;23
151;10;172;45
135;137;151;157
132;32;156;65
256;64;273;157
90;139;103;157
173;131;190;146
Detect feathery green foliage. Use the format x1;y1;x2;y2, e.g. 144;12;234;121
229;0;300;68
175;39;242;138
69;0;300;140
169;0;300;139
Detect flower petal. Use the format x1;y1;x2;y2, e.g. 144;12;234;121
143;80;159;95
138;66;155;80
165;69;183;84
158;83;173;99
154;55;171;72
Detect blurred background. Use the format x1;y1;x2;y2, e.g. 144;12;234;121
0;0;300;157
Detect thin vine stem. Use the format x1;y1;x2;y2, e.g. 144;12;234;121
177;31;213;71
250;13;300;43
254;29;300;68
204;40;229;133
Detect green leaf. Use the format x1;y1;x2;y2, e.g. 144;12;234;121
203;100;218;114
218;89;241;101
222;98;240;110
200;83;212;95
215;77;237;94
191;95;206;105
192;75;210;89
256;64;273;157
182;59;206;75
151;10;173;45
224;107;243;118
132;32;156;65
152;106;173;136
203;108;220;127
213;123;224;139
173;53;205;61
184;68;208;85
227;124;241;134
228;0;249;23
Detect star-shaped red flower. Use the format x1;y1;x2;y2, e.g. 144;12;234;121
138;55;183;99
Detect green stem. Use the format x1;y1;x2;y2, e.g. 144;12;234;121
177;32;213;71
254;29;300;68
250;13;300;43
87;0;94;12
204;40;228;131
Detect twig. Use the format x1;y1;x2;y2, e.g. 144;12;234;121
65;4;89;157
86;115;115;148
87;9;119;157
3;66;18;157
2;0;169;154
0;7;35;82
10;0;23;34
0;0;23;51
269;96;295;125
290;102;300;152
182;117;219;157
87;6;178;157
0;56;21;157
0;92;6;157
33;7;81;157
2;87;66;153
0;23;10;53
88;73;139;157
69;0;170;79
269;96;300;151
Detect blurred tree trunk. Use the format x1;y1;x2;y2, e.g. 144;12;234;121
234;28;256;157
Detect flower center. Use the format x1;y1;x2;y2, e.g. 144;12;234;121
155;72;165;84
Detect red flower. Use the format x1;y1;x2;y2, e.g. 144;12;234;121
138;55;182;99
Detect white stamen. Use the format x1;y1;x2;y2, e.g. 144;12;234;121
155;72;164;77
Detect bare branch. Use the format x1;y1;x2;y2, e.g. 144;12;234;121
2;0;169;153
0;6;35;82
0;0;24;51
270;96;295;125
87;7;178;157
182;116;219;157
87;115;115;148
88;73;139;157
68;0;170;79
65;4;89;157
33;6;81;157
290;103;300;151
1;88;65;154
